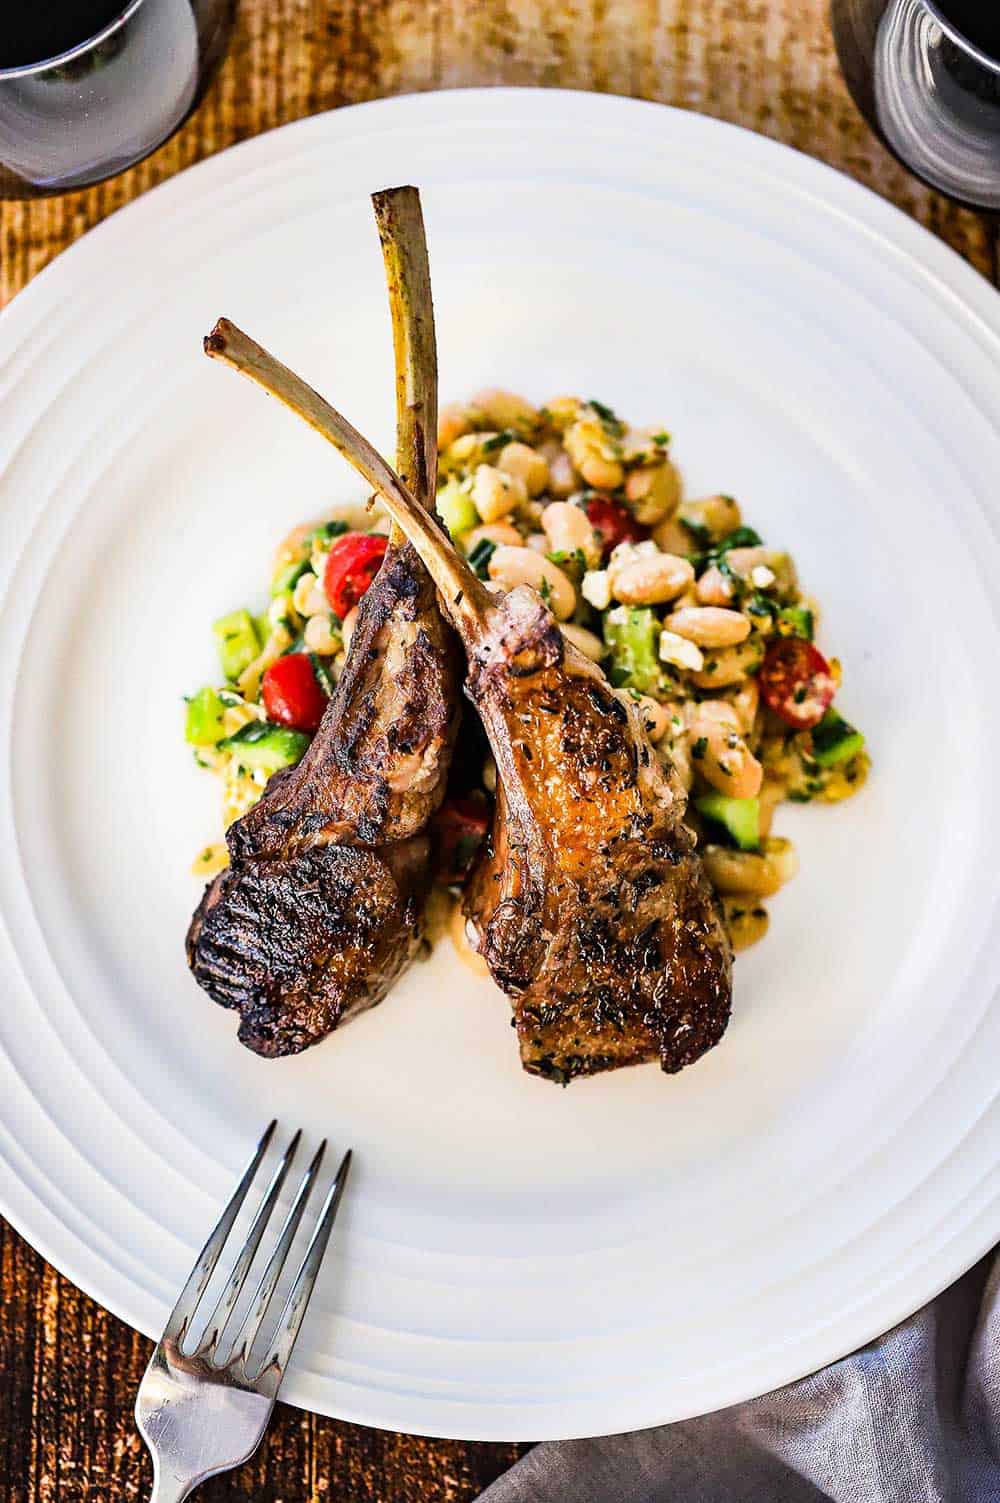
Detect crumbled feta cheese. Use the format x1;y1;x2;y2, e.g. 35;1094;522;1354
582;569;613;610
608;538;659;572
750;564;776;589
658;628;705;672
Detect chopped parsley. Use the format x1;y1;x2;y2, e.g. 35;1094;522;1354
466;538;497;578
309;520;349;543
689;525;764;577
481;428;517;453
746;591;779;621
716;525;763;555
588;398;625;435
691;736;708;761
309;652;334;696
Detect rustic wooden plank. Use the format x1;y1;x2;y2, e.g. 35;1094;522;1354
0;1220;522;1502
1;3;998;1501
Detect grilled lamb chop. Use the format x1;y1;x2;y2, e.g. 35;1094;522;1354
204;323;733;1083
187;188;460;1056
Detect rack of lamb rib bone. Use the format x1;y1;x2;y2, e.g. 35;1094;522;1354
189;187;733;1083
186;188;461;1057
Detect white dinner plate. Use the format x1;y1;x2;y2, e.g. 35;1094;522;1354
1;89;999;1442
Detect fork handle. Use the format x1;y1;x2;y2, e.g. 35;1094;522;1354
149;1471;194;1503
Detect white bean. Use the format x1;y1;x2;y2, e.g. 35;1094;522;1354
665;606;751;648
611;552;694;606
564;418;624;491
690;636;764;688
471;464;527;524
292;570;320;615
488;545;577;620
722;898;770;951
725;547;798;598
687;700;763;799
560;621;606;662
680;494;742;540
540;501;602;566
695;565;735;606
341;606;359;652
437;402;474;449
498;441;549;496
728;678;760;737
651;515;693;555
702;838;798;897
543;396;582;433
304;613;341;655
463;521;523;551
624;461;682;525
470;388;540;436
537;439;577;497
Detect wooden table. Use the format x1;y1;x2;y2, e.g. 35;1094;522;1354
1;3;997;1499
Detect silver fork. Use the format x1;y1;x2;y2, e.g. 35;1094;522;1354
136;1122;351;1503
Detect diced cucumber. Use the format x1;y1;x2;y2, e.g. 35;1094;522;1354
694;793;761;851
185;687;227;746
604;606;666;695
271;557;311;597
811;708;865;767
269;522;347;596
213;609;261;680
220;720;310;774
777;605;814;641
437;478;479;539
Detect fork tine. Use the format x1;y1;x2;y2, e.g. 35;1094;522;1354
163;1120;277;1344
199;1129;302;1359
231;1139;327;1365
254;1149;352;1384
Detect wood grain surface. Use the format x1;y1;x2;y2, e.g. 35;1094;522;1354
1;3;997;1501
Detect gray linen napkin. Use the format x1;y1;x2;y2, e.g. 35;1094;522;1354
480;1250;1000;1503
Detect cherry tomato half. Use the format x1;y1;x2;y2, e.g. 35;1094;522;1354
323;532;389;618
262;653;329;732
431;796;491;885
758;638;836;730
584;495;647;557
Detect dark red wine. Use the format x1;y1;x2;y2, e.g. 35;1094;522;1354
934;2;1000;61
3;1;127;69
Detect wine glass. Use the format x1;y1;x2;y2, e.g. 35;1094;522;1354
0;0;234;199
831;0;1000;209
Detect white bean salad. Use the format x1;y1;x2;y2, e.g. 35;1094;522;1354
185;388;868;955
434;389;869;951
